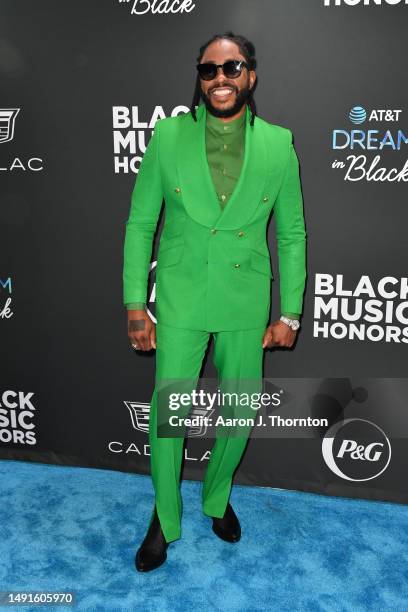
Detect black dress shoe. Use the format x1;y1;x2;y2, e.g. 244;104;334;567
135;506;169;572
211;502;241;543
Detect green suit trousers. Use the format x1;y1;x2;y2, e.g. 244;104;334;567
148;321;265;543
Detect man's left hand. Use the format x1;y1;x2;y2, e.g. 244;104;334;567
262;320;297;349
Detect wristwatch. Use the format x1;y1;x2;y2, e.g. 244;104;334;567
280;315;301;331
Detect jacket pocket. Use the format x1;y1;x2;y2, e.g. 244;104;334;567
250;249;273;279
157;238;184;270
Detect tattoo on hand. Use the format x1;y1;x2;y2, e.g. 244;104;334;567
129;319;146;332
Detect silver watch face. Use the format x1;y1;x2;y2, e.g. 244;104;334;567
291;320;300;330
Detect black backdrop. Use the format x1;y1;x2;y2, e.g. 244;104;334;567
1;0;408;504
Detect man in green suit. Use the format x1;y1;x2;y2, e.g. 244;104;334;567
123;32;307;572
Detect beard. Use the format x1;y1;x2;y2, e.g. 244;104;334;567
200;83;252;119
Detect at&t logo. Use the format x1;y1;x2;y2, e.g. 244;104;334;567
331;104;407;181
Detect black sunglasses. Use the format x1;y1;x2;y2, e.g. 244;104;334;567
196;59;249;81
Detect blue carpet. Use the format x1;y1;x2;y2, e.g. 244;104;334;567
0;459;407;611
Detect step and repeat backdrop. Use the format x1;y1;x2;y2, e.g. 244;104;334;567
1;0;407;504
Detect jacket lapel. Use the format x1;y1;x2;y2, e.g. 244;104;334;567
177;102;269;230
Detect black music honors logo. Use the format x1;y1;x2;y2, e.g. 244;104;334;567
0;390;37;445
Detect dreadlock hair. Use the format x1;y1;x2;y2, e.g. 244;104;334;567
190;31;258;127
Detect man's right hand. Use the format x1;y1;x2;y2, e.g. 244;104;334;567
127;309;156;351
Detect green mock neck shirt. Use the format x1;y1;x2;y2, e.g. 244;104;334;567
126;104;299;320
205;106;246;210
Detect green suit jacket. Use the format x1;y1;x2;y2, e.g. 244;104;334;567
123;103;307;331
